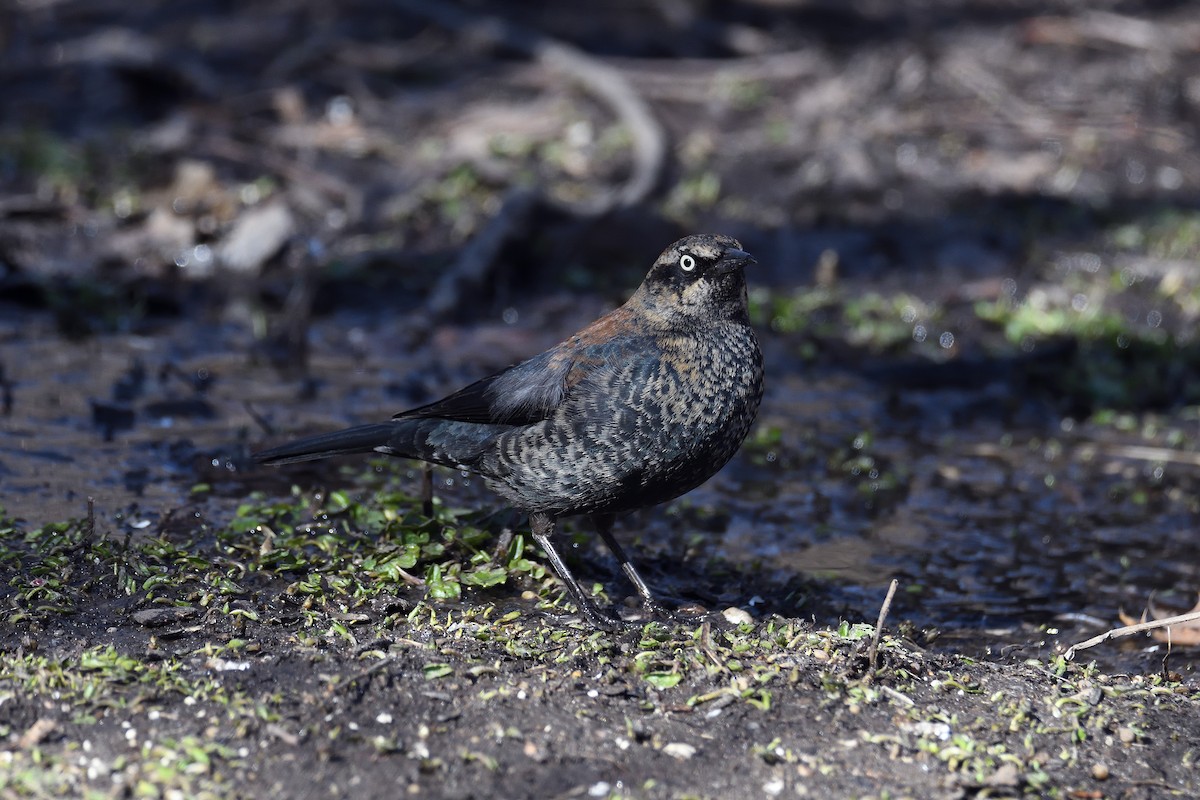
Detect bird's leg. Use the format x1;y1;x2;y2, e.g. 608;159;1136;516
529;512;621;630
421;464;434;518
591;514;671;619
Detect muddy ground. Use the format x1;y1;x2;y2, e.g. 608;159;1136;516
2;1;1200;797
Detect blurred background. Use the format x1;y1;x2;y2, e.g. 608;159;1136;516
2;0;1199;668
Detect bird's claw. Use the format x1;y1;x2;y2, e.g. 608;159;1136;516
541;604;625;631
622;598;710;627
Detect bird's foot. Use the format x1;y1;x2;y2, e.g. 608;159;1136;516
536;590;630;631
541;603;626;631
639;597;675;620
580;604;627;631
629;598;711;627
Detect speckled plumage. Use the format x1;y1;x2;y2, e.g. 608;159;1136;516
255;234;764;627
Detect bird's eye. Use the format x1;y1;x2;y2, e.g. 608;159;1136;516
679;255;696;272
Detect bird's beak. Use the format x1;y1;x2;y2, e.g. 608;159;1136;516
716;248;756;273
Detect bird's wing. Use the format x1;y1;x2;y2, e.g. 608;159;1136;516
395;348;567;425
395;333;648;426
397;303;654;426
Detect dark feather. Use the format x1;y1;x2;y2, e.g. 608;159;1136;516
396;333;647;426
395;348;564;425
253;423;398;465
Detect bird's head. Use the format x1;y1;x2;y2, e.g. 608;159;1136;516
636;234;756;324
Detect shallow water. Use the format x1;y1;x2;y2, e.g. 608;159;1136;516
2;301;1197;674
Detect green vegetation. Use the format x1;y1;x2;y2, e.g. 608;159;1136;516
4;473;563;639
0;128;89;198
749;216;1200;412
749;285;944;357
1109;208;1200;262
3;489;1198;799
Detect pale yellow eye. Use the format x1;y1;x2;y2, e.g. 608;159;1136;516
679;254;696;272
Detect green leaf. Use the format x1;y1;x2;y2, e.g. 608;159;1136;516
425;564;461;601
424;663;453;680
462;568;508;588
327;490;353;513
645;671;682;689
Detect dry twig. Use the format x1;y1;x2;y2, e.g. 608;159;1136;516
1064;608;1200;660
867;579;899;674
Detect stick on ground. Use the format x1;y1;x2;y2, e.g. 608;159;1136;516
1064;608;1200;660
868;579;899;673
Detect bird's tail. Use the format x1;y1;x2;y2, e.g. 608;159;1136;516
254;419;508;469
253;423;403;466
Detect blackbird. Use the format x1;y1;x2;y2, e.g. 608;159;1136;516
254;234;764;627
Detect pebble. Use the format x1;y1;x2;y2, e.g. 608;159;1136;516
722;607;753;625
985;762;1020;787
662;742;696;760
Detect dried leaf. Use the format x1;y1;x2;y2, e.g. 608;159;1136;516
1119;594;1200;645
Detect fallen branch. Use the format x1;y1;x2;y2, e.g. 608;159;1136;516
425;187;537;317
1064;608;1200;660
1025;12;1200;54
969;441;1200;468
386;1;673;318
1093;443;1200;468
392;0;667;217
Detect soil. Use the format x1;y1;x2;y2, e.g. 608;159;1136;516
2;1;1200;798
